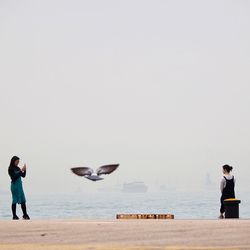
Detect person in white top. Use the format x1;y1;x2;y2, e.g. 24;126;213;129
219;165;236;219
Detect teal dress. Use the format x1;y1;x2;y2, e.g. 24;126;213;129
9;168;26;204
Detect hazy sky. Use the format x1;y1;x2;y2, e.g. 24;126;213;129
0;0;250;194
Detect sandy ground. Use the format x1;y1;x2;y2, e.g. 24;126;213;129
0;219;250;250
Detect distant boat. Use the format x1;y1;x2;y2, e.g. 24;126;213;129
122;182;148;193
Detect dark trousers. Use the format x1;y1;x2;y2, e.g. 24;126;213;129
220;196;225;214
12;202;28;217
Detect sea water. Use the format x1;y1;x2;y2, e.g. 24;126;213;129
0;189;249;219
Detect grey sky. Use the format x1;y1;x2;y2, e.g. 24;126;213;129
0;0;250;194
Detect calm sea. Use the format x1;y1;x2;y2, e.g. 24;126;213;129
0;189;249;219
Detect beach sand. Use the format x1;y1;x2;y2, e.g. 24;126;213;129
0;219;250;250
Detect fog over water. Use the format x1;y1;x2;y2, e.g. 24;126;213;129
0;0;250;208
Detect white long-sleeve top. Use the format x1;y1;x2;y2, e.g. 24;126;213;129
220;174;236;193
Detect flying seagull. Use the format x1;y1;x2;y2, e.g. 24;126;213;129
71;164;119;181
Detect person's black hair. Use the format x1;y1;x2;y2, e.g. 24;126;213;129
9;156;20;170
223;164;233;173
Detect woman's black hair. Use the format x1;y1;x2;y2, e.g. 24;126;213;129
223;164;233;173
9;156;20;169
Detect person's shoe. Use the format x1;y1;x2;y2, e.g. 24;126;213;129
13;215;19;220
218;214;224;219
23;214;30;220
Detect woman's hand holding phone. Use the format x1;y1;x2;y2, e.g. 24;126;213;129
22;164;27;172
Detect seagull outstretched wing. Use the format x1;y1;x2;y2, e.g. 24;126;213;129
71;167;93;177
97;164;119;176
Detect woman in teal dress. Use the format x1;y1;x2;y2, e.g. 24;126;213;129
8;156;30;220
